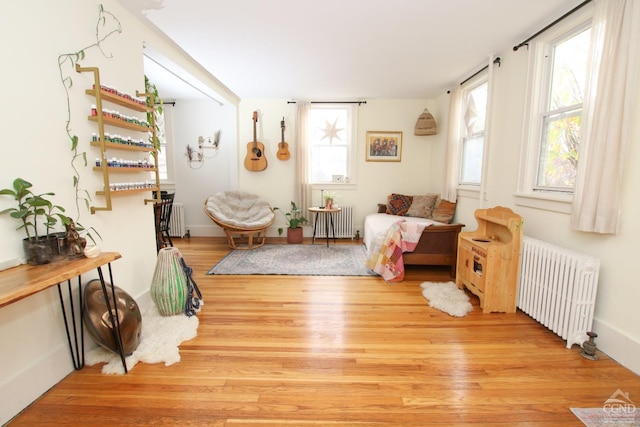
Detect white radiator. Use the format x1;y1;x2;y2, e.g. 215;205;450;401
168;203;186;237
517;236;600;349
313;205;354;239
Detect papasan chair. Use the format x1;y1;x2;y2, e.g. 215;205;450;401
204;191;275;250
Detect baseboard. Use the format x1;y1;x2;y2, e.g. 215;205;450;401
0;289;155;425
593;318;640;375
187;225;225;237
0;344;72;425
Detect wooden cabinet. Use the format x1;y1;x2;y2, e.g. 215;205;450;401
76;64;160;213
456;206;523;313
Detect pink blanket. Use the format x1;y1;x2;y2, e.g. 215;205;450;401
366;220;428;283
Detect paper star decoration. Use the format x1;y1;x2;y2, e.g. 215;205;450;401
320;117;344;145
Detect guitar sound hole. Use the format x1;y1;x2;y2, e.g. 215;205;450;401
252;147;262;157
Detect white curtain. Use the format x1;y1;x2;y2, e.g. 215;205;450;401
443;86;462;202
478;54;500;209
570;0;640;234
295;101;313;217
443;54;498;204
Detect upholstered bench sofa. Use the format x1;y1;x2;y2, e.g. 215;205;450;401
364;193;464;277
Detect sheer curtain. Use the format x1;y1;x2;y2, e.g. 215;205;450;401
443;87;462;202
478;54;499;209
443;54;498;204
570;0;640;233
295;101;313;217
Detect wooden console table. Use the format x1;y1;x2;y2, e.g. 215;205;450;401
0;252;128;372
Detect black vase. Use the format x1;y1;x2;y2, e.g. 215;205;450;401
22;235;60;265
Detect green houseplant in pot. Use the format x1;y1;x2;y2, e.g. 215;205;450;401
274;201;308;244
0;178;71;265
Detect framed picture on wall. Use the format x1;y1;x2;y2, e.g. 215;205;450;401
365;131;402;162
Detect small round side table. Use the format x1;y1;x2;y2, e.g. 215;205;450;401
308;206;342;247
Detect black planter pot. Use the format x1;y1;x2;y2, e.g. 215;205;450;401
23;235;60;265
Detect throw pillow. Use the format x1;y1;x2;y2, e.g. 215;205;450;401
406;194;439;218
431;200;456;224
386;193;413;216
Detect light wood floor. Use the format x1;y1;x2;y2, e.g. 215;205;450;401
9;237;640;426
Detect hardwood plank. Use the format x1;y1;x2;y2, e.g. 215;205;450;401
7;237;639;426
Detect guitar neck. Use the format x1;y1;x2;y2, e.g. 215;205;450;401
280;118;285;145
253;111;258;144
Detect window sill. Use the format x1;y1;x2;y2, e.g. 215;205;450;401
514;192;572;214
457;186;481;200
311;183;356;190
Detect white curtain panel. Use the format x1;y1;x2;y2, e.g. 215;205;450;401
571;0;640;234
443;86;462;202
295;101;313;217
478;54;500;209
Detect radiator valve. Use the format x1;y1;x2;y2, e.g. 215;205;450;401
580;331;599;360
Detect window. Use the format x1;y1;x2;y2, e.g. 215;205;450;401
459;78;488;186
535;27;591;192
153;106;174;183
518;13;592;211
307;104;356;184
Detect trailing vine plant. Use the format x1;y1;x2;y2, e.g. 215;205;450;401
57;4;122;222
145;75;164;151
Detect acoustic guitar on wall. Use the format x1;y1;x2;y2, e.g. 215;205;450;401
276;117;290;161
244;111;267;171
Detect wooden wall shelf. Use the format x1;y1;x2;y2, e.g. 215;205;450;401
76;63;160;213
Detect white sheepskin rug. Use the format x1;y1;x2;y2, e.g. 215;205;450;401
420;281;473;317
85;304;199;374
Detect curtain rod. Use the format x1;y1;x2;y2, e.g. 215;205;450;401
513;0;593;51
287;100;367;105
459;57;501;87
143;53;224;106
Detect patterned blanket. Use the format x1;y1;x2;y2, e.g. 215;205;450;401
365;220;429;283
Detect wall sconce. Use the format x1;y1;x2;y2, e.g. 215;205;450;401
186;130;221;168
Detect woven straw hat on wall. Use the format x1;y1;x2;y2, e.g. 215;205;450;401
414;108;437;135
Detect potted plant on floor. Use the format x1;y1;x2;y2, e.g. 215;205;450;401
274;201;308;244
0;178;72;265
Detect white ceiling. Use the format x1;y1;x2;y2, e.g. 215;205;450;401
119;0;584;101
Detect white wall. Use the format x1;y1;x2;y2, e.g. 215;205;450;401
0;1;237;424
221;98;447;237
167;100;238;236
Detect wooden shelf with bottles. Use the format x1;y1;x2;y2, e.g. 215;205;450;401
92;166;158;173
96;187;157;196
76;63;161;213
89;140;155;152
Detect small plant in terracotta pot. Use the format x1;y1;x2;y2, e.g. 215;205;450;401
323;191;340;208
274;201;308;243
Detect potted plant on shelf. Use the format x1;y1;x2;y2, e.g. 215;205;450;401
0;178;72;265
274;201;308;244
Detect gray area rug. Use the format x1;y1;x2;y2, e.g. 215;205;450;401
207;244;376;276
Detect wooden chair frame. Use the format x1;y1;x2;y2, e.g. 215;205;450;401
204;201;274;250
